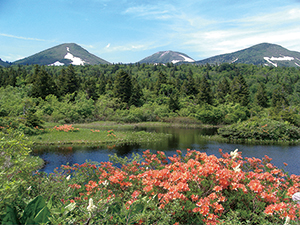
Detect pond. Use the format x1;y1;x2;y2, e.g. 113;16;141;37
32;126;300;175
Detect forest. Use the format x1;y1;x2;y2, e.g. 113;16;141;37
1;62;300;140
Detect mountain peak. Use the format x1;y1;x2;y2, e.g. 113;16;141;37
195;43;300;67
139;50;195;64
13;43;110;66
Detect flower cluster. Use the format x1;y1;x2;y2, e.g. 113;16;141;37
60;149;300;224
53;124;79;132
91;129;101;132
107;129;116;137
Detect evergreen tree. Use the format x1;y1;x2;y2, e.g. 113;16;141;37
65;64;79;94
98;73;106;95
230;74;250;106
271;85;289;109
254;83;268;108
113;70;132;104
31;66;56;99
169;92;180;112
57;68;67;97
197;75;212;105
129;77;143;107
185;71;197;96
155;71;167;95
215;77;230;104
83;77;99;100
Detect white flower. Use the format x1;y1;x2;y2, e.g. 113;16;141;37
233;164;241;173
230;149;239;159
66;175;71;181
27;186;32;191
87;198;97;212
102;180;109;186
284;216;290;225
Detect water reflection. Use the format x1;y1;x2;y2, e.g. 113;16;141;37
32;127;300;175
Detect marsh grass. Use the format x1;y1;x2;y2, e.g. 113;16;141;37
29;127;171;145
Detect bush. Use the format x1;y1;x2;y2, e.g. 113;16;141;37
218;117;300;142
17;149;300;224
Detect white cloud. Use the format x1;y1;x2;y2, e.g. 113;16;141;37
106;43;110;48
0;33;46;41
123;3;176;20
171;5;300;58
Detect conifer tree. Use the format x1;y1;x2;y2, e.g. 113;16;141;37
197;75;212;105
216;77;230;104
113;70;132;104
186;71;197;96
230;74;250;106
129;77;143;107
169;92;180;112
31;66;56;99
255;83;268;108
271;85;289;109
155;71;167;95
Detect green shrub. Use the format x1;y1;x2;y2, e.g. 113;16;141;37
218;117;300;141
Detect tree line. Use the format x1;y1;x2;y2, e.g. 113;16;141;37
0;62;300;130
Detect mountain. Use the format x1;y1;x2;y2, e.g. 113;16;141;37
13;43;110;66
139;50;195;64
195;43;300;67
0;59;10;67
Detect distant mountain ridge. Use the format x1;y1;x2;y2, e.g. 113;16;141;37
13;43;110;66
195;43;300;67
139;50;195;64
3;42;300;67
0;59;10;67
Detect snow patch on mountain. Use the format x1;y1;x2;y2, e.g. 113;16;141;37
180;54;194;62
160;51;170;58
232;58;239;63
269;56;294;61
49;61;64;66
172;54;195;64
264;55;296;67
64;52;85;65
264;57;278;67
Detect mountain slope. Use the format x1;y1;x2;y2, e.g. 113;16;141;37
195;43;300;67
0;59;10;67
139;50;195;64
13;43;110;65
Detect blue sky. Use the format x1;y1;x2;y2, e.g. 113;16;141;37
1;0;300;63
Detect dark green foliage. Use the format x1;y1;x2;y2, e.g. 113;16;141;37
230;74;250;106
218;117;300;141
129;77;143;107
197;75;212;105
1;62;300;126
215;77;230;104
2;196;50;225
255;83;268;108
169;92;180;112
30;66;56;99
271;85;289;109
113;70;132;105
154;71;167;95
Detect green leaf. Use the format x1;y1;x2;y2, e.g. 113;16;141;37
1;205;19;225
20;196;50;224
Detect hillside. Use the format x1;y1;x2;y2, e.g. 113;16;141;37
139;50;195;64
0;59;10;67
13;43;110;66
195;43;300;67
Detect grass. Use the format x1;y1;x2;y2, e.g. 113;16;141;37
29;125;171;146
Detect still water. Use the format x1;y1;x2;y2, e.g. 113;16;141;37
33;127;300;175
